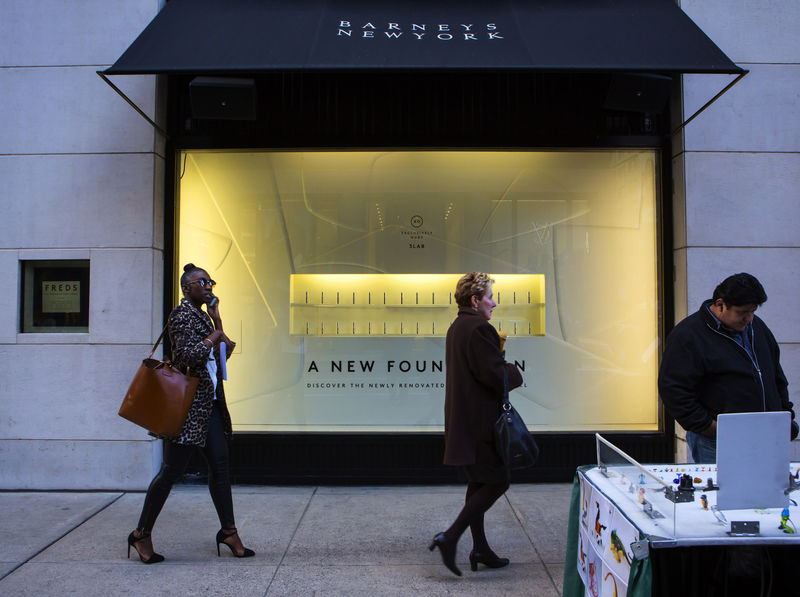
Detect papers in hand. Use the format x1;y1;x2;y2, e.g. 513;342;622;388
219;342;228;380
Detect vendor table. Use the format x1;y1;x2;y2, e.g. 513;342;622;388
563;463;800;597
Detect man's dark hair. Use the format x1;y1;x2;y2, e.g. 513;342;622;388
712;273;767;307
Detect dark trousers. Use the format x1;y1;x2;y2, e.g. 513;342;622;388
686;430;717;463
136;402;235;532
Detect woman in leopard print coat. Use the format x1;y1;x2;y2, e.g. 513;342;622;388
168;292;233;446
127;264;254;563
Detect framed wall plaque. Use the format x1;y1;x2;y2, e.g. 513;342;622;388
21;260;90;333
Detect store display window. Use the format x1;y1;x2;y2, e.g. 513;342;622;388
177;150;660;432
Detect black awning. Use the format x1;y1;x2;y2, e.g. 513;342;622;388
105;0;742;75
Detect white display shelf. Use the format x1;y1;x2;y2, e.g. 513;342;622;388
289;273;546;337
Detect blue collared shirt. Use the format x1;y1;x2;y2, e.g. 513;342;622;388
705;302;755;361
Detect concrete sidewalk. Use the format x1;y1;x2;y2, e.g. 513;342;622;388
0;483;572;596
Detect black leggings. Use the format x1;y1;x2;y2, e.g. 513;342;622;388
136;402;235;532
444;481;510;553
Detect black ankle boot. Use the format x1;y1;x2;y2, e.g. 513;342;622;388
469;549;509;571
429;532;462;576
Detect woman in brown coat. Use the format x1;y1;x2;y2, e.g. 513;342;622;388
127;263;253;563
429;272;523;576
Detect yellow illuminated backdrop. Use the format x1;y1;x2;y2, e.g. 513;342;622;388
178;150;659;432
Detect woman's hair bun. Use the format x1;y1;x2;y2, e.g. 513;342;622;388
183;263;196;273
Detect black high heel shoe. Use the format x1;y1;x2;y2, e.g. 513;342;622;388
469;549;509;571
127;531;165;564
428;532;462;576
216;528;255;558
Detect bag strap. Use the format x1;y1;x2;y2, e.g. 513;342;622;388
148;323;170;359
147;321;192;376
502;369;511;408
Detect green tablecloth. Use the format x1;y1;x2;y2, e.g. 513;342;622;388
562;471;653;597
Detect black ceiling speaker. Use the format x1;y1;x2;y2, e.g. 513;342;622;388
604;73;672;113
189;77;257;120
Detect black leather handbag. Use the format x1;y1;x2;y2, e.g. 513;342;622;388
494;370;539;470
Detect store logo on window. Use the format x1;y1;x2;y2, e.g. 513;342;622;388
337;21;504;41
402;214;432;249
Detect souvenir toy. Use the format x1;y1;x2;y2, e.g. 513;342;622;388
779;507;796;534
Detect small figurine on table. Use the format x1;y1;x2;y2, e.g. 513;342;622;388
700;494;708;510
779;507;796;534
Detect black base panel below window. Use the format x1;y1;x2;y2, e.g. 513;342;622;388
182;433;672;485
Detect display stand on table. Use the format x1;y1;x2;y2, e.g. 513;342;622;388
563;418;800;597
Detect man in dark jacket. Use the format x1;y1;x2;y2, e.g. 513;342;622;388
658;273;796;463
